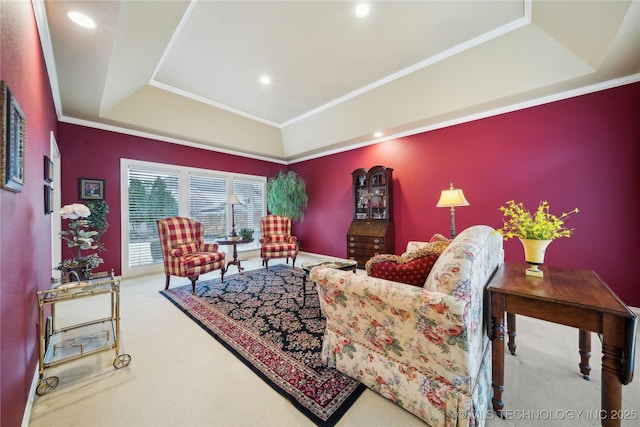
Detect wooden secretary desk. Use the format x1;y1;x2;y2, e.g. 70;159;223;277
347;166;394;268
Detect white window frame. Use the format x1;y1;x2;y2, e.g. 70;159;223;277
120;158;266;278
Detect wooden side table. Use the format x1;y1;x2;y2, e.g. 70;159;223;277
216;239;250;275
486;263;636;427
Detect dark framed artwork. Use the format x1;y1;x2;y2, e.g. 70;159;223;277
44;185;53;214
0;81;26;192
79;178;105;200
44;155;53;182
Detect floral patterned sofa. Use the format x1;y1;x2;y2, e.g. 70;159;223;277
310;225;504;426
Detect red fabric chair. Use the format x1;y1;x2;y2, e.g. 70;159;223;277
259;215;298;270
156;217;226;294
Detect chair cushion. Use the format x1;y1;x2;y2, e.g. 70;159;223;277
182;251;225;268
366;240;450;286
269;234;289;243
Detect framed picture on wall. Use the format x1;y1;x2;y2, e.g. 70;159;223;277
79;178;105;200
44;156;54;182
1;81;26;192
44;185;53;214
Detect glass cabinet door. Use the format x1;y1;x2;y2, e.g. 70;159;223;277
369;170;387;219
353;169;369;219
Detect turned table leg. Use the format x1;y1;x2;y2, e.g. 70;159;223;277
491;294;506;417
507;312;517;355
600;314;625;427
579;329;592;380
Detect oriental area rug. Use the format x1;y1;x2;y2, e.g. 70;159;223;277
160;264;365;426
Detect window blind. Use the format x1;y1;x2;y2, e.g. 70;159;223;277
189;174;227;240
128;169;180;268
234;178;265;249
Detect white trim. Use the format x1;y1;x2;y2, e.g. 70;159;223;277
50;132;62;281
151;0;198;80
289;73;640;164
32;0;63;118
59;115;288;164
21;366;40;427
282;3;532;127
148;80;282;128
147;0;281;128
149;1;532;129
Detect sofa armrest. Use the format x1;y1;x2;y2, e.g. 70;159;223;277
311;266;472;377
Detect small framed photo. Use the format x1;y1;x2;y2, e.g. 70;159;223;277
1;81;26;192
44;156;53;182
79;178;105;200
44;185;53;214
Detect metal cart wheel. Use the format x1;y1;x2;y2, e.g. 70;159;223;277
113;353;131;369
36;376;59;395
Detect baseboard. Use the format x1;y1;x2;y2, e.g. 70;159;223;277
22;365;39;427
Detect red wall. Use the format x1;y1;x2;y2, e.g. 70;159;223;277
57;123;286;276
0;1;59;426
291;82;640;307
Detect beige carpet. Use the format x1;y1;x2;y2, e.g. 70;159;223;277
27;255;639;426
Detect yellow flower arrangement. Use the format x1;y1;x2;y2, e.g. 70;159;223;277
496;200;579;241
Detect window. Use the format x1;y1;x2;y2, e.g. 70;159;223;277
127;168;179;269
189;174;227;241
121;159;266;278
233;178;265;250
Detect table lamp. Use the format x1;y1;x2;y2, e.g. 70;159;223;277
436;183;469;239
226;193;242;237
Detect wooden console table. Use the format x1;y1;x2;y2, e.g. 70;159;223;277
486;263;636;427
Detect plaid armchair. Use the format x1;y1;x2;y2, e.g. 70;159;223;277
156;217;226;294
259;215;298;270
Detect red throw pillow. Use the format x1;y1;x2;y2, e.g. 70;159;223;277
365;240;450;287
171;241;199;257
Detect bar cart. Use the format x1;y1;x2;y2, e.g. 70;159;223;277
36;270;131;395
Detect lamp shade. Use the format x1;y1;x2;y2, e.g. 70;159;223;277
436;183;470;207
226;193;242;205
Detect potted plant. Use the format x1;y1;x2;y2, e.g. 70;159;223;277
496;200;579;276
56;203;106;281
239;228;254;242
267;171;308;222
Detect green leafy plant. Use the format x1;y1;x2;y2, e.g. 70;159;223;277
496;200;579;241
267;171;308;222
85;199;109;251
239;228;254;241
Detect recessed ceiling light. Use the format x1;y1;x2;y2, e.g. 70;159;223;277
68;11;96;29
373;132;383;138
354;3;370;18
259;75;271;85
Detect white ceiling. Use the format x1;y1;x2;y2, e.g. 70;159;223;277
35;0;640;163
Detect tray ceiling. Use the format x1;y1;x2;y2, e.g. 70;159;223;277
35;0;640;162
